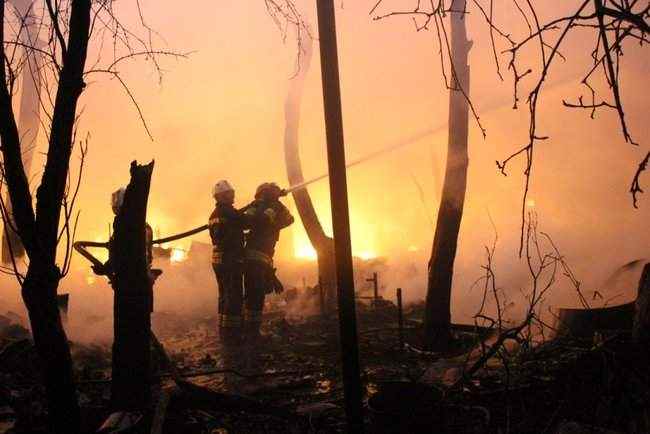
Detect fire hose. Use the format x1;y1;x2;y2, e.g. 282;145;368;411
73;123;445;262
73;69;583;265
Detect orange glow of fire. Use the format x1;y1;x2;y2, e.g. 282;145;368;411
292;220;380;261
170;247;188;263
355;251;377;261
294;242;318;261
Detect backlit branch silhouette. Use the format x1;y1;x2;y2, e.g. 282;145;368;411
371;0;650;252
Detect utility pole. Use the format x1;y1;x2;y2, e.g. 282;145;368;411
396;288;404;349
366;272;379;307
315;1;364;431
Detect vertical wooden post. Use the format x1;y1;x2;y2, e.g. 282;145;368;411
315;1;363;431
397;288;404;349
319;276;326;318
366;272;379;308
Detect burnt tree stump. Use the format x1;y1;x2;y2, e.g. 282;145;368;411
110;161;155;411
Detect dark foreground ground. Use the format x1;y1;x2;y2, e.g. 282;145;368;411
1;299;649;433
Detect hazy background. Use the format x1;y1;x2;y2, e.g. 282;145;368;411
1;1;648;341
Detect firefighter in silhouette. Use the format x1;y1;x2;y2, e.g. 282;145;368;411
87;187;161;310
242;182;294;340
208;180;247;344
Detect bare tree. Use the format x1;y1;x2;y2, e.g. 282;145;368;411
373;0;473;350
0;2;91;431
371;1;649;217
371;0;648;349
490;0;650;250
420;0;472;350
456;213;588;387
282;27;338;311
1;0;43;263
0;1;181;432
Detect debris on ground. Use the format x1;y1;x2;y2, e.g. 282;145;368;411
1;294;648;433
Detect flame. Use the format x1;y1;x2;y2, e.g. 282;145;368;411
291;209;381;261
86;275;96;285
170;247;188;263
295;242;318;261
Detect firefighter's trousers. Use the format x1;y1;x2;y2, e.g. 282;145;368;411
243;260;274;337
213;263;243;344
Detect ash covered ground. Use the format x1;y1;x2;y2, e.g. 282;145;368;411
1;243;649;433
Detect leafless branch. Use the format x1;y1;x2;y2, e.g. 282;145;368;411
456;215;585;387
371;0;650;244
631;151;650;208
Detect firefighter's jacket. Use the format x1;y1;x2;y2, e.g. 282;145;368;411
209;202;246;265
104;222;154;276
243;199;294;264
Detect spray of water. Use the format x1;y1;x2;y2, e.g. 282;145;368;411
286;73;580;194
148;74;581;244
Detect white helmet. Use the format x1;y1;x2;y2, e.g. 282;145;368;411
212;180;234;199
111;188;126;215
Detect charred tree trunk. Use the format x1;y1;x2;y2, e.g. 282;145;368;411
110;161;155;411
423;0;471;351
21;266;79;433
633;263;650;347
1;0;43;263
316;241;336;309
0;1;92;432
283;32;337;311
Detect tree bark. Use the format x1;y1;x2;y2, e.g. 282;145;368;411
35;0;91;260
423;0;471;351
0;1;92;432
283;32;337;311
110;161;155;411
22;265;79;433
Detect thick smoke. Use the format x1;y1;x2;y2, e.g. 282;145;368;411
1;1;648;345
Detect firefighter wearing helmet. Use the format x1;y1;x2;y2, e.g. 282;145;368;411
242;182;294;340
93;187;160;311
208;180;248;344
110;187;155;272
